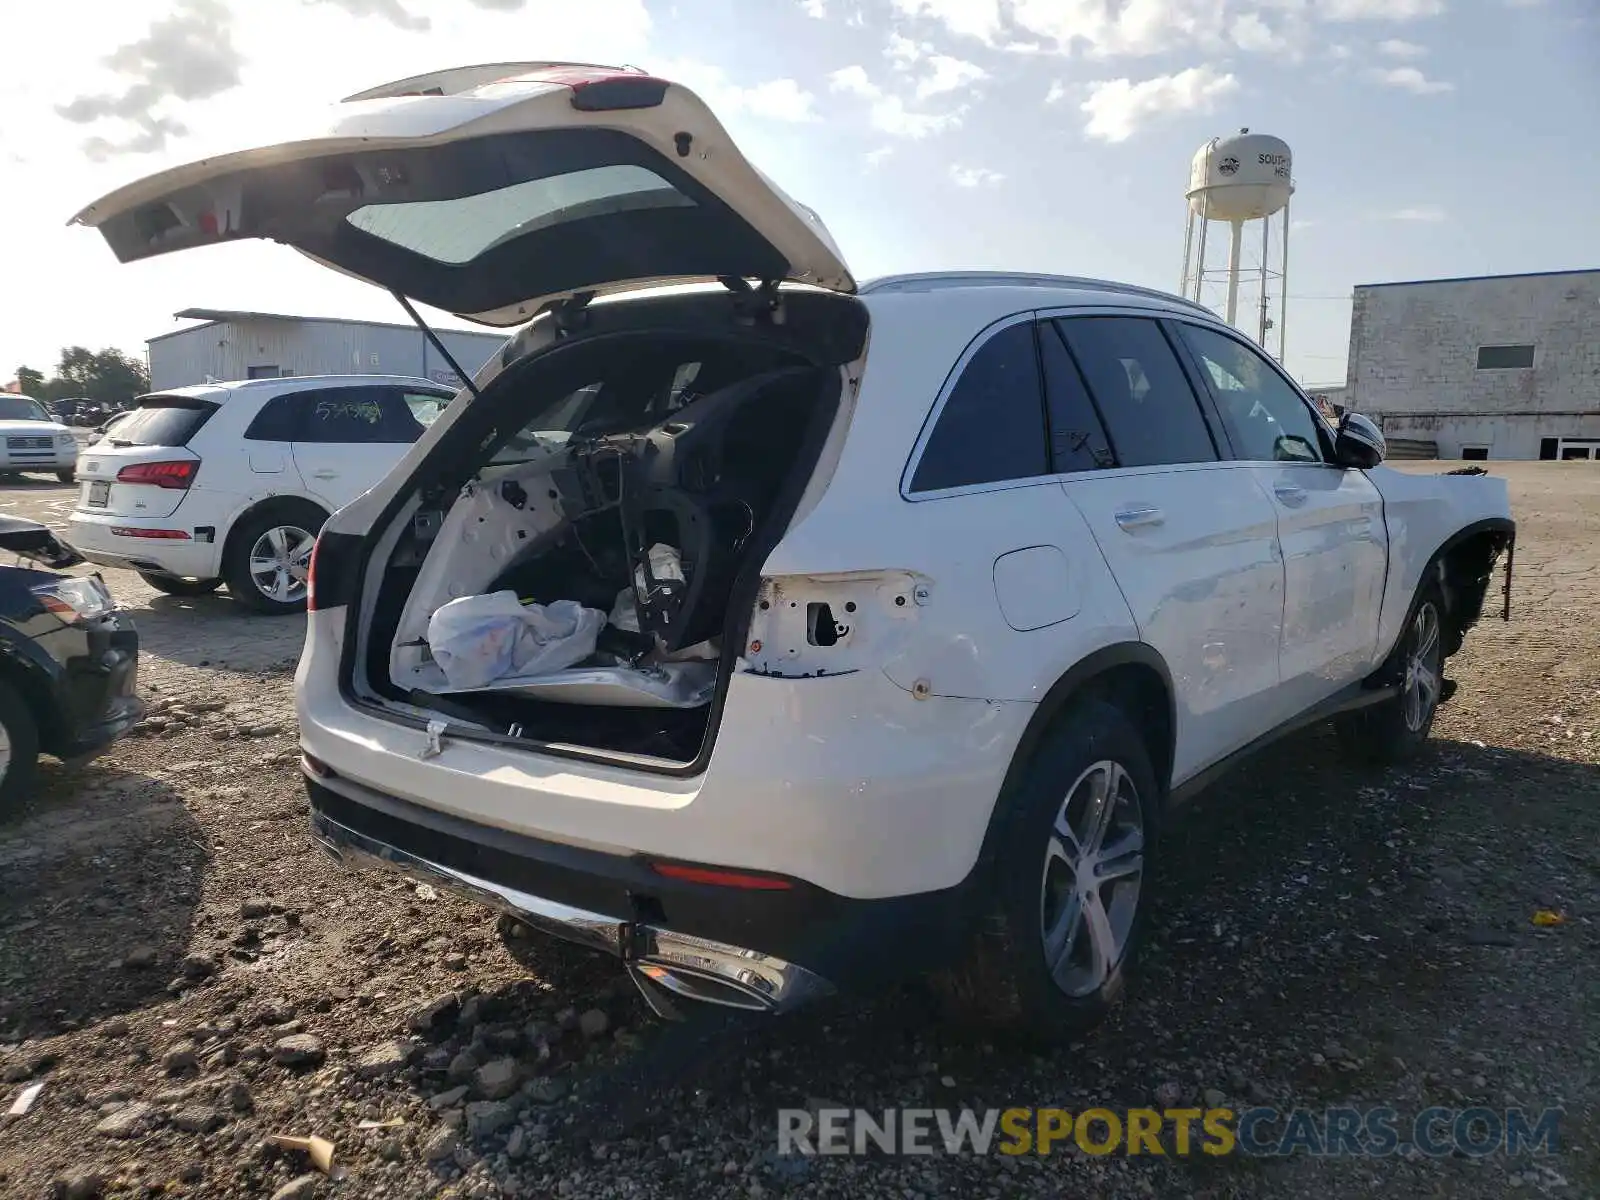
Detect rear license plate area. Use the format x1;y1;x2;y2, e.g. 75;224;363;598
87;480;110;507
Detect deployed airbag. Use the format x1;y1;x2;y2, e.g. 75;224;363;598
426;591;605;689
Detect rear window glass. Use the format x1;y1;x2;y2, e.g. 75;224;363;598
346;164;693;265
110;398;219;447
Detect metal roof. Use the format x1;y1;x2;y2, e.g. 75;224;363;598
1355;268;1600;291
149;308;508;344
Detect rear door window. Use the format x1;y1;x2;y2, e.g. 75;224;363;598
1053;317;1219;468
107;397;219;447
291;387;422;444
910;321;1050;493
1038;321;1116;472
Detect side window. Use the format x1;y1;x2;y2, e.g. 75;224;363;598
295;388;409;444
1176;323;1325;463
1038;321;1115;472
401;390;452;430
243;394;306;442
1054;317;1218;468
910;321;1049;493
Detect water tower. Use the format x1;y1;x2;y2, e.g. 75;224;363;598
1180;129;1294;360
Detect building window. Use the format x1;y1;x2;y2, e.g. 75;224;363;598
1460;446;1489;461
1539;437;1558;461
247;365;282;379
1476;344;1534;370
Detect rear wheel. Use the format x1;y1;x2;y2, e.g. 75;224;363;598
222;503;325;615
56;469;75;485
1336;582;1446;764
933;698;1159;1042
0;680;41;810
137;572;222;597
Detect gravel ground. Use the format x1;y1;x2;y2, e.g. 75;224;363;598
0;461;1594;1200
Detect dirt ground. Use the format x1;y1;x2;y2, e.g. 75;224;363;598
0;461;1594;1200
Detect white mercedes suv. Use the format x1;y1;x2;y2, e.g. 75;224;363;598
73;62;1516;1037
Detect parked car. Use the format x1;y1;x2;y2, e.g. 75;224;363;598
64;377;455;614
73;63;1517;1037
0;515;143;806
0;394;80;483
85;409;136;446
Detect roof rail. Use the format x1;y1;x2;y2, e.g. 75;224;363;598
858;271;1217;316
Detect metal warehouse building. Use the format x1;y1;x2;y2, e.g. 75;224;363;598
146;308;508;392
1345;268;1600;461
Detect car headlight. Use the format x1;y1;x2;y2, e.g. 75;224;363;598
32;576;115;623
57;433;77;447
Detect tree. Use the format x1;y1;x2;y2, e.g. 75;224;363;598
53;347;149;406
13;367;45;397
13;348;149;406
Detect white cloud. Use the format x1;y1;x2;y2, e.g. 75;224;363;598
1230;12;1290;52
865;146;895;168
1045;79;1069;103
800;0;827;16
891;0;1003;43
1318;0;1445;18
886;32;931;68
1384;205;1448;221
1370;65;1453;93
916;54;988;98
884;34;987;99
1080;65;1238;143
1377;37;1428;56
657;62;818;121
828;65;967;138
950;164;1005;187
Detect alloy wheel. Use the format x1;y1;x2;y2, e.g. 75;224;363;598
248;524;316;606
1402;601;1443;733
1039;759;1145;998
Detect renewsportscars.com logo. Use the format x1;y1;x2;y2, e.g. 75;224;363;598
777;1106;1563;1159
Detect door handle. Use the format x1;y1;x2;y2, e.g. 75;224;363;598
1273;483;1307;505
311;469;339;480
1114;506;1165;531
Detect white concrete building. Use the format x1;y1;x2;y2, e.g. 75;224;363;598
147;308;508;392
1345;268;1600;460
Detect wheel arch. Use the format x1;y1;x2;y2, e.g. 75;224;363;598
0;634;66;753
1377;517;1514;668
969;642;1176;889
1431;517;1515;657
219;493;332;579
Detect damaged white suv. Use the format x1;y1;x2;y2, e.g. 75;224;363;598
75;63;1516;1038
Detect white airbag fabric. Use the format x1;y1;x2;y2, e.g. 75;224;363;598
426;592;604;690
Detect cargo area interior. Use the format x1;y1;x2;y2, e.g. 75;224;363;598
356;291;864;767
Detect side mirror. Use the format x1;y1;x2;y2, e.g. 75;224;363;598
1334;412;1385;469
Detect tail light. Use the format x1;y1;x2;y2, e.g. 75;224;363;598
116;459;198;489
306;534;322;611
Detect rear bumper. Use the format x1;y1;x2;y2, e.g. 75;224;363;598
305;769;973;1013
66;511;222;580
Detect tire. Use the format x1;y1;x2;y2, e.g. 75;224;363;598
56;469;76;485
1335;582;1446;765
137;572;222;597
222;502;326;616
934;697;1161;1043
0;679;42;810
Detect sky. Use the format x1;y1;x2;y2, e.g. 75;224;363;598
0;0;1595;389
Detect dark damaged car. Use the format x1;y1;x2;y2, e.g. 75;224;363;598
0;515;143;806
